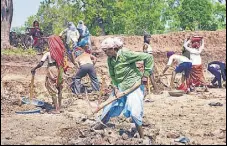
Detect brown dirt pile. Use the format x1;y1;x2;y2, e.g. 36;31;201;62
1;30;226;145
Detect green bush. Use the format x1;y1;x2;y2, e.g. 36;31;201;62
1;48;37;56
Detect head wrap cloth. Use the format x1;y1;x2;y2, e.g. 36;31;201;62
100;37;123;49
167;51;175;58
48;35;66;86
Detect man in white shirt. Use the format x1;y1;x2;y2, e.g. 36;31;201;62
142;33;158;93
162;51;192;90
59;22;80;62
183;38;208;91
59;22;80;46
143;33;153;54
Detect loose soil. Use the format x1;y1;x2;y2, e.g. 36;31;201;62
1;30;226;145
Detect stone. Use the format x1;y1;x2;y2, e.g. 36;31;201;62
167;132;180;139
122;133;128;140
142;138;152;145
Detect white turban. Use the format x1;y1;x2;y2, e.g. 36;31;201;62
77;20;86;30
100;37;123;49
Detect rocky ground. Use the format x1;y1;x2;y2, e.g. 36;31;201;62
1;30;226;145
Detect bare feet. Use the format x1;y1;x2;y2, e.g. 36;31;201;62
153;90;161;95
92;122;105;130
204;86;209;92
48;109;60;114
89;101;99;113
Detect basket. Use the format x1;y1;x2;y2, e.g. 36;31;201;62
168;90;184;97
191;36;203;43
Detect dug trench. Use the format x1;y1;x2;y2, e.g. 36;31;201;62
1;30;226;145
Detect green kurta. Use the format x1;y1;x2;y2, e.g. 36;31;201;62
107;48;154;91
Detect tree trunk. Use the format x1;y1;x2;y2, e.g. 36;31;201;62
1;0;13;49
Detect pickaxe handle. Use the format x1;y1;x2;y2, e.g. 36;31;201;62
93;81;141;114
154;73;172;78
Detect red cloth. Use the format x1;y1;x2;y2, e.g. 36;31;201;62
85;49;91;54
189;65;207;86
48;35;65;67
177;83;188;92
191;42;200;49
33;37;39;47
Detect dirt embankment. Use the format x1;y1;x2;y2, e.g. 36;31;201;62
92;30;226;64
2;30;226;71
1;30;226;145
92;30;226;52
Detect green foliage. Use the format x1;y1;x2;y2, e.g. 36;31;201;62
212;1;226;29
1;48;37;56
179;0;220;31
23;0;226;36
11;26;26;34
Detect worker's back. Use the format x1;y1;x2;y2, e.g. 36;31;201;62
75;52;93;66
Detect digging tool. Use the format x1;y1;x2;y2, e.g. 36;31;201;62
29;74;35;101
159;79;168;88
155;73;172;88
99;72;105;105
18;72;45;107
154;73;172;78
91;81;141;115
84;84;95;114
147;77;151;98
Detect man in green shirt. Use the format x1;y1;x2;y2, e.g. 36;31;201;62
94;37;154;139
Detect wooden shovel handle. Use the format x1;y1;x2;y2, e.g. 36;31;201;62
30;74;35;100
93;81;141;114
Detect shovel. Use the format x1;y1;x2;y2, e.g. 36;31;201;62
91;81;141;115
155;74;171;88
29;74;35;101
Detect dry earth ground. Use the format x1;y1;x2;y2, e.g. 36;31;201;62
1;30;226;145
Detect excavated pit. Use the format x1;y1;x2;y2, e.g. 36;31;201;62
1;30;226;145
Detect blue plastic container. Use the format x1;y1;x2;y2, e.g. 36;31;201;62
15;108;41;114
21;96;44;107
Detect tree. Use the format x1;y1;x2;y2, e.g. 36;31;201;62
1;0;13;49
11;26;26;34
212;1;226;29
23;0;226;35
179;0;215;31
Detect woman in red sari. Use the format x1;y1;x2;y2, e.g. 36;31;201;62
183;37;208;91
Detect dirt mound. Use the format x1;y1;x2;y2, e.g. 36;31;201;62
92;30;226;52
57;115;158;145
1;30;226;145
2;30;225;72
91;30;226;64
1;76;226;145
1;55;41;64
